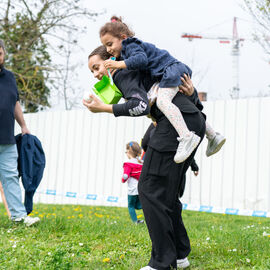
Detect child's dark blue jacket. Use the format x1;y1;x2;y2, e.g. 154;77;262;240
121;37;191;79
15;134;46;214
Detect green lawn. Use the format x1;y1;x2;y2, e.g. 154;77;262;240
0;203;269;270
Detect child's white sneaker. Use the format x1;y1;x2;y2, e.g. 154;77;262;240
177;257;190;268
140;266;157;270
174;132;201;163
206;132;226;157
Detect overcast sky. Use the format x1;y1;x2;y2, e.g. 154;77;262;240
54;0;270;108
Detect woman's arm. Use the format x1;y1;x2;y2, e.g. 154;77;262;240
84;69;150;117
83;94;150;117
83;95;113;113
113;98;149;117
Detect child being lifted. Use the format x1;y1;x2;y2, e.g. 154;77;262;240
100;16;225;163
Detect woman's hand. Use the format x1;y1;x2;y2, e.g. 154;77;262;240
179;74;194;96
83;94;113;113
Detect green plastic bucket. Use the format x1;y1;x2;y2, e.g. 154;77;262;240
92;75;122;104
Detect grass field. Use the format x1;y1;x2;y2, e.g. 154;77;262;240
0;203;269;270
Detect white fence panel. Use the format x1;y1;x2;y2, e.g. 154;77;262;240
6;97;269;214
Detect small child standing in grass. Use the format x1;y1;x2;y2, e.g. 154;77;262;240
122;141;144;224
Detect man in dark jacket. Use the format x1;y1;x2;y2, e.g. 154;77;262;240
0;40;40;226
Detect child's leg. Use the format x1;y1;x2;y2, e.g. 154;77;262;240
0;181;11;218
205;122;226;157
128;195;138;222
205;121;216;139
135;195;142;210
157;87;190;138
157;87;201;163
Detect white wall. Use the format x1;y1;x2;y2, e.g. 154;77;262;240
8;97;270;213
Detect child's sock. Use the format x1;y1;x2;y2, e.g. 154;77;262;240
205;121;216;140
157;87;190;138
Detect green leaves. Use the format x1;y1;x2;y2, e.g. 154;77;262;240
0;0;100;112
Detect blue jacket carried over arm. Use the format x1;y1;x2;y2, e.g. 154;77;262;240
15;134;46;214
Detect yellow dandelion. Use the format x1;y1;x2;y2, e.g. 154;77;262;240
52;213;56;216
119;254;124;259
137;215;143;219
39;214;44;218
78;214;83;218
102;258;110;263
72;215;75;218
94;213;103;218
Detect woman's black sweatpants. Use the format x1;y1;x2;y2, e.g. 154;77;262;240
138;111;206;270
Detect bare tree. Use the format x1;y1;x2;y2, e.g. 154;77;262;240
243;0;270;58
53;31;85;110
0;0;103;112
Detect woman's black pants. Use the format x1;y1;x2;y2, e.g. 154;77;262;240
138;111;206;270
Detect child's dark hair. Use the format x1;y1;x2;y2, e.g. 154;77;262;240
126;141;142;162
99;16;135;39
88;45;112;60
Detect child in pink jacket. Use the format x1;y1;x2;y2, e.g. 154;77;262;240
122;141;144;224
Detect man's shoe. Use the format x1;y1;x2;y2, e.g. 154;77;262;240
140;266;157;270
206;132;226;157
177;257;190;269
174;132;201;163
23;216;40;227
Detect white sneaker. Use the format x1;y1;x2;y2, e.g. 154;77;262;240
140;266;157;270
174;132;201;163
177;257;190;269
23;216;40;227
206;132;226;157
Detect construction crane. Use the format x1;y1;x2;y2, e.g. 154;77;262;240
182;17;244;99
